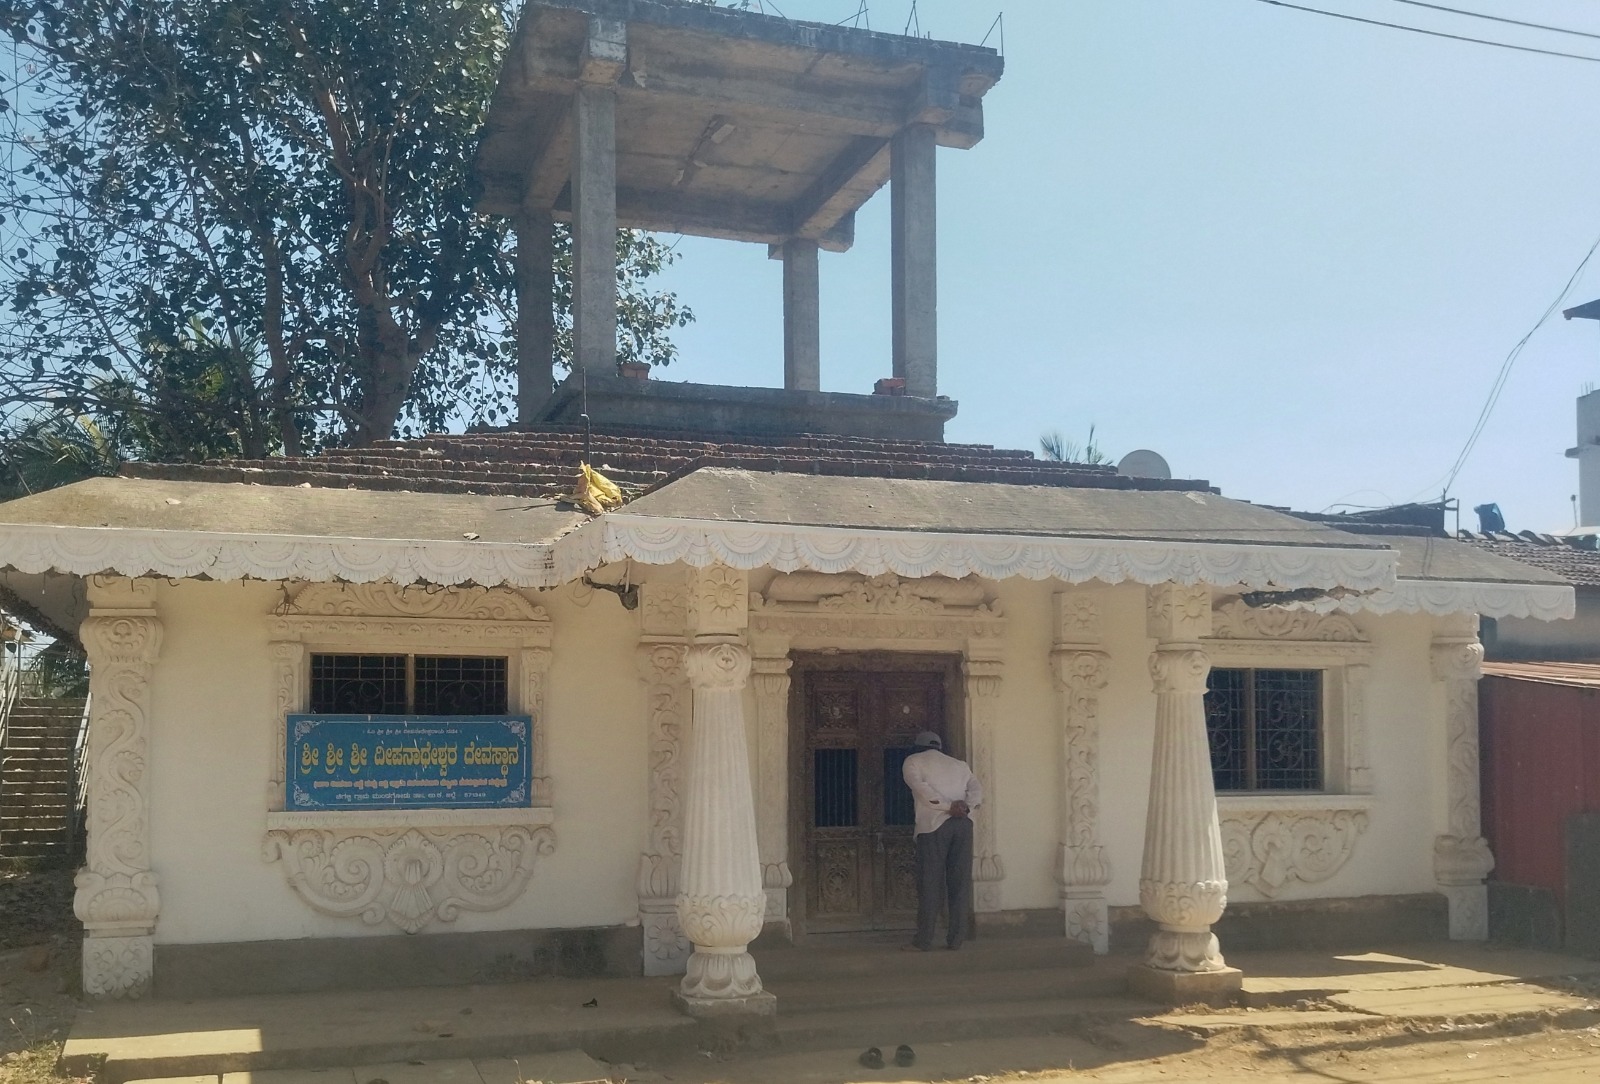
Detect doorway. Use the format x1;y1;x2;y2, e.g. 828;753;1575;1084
793;655;961;934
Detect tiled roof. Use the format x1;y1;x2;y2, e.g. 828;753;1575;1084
1455;530;1600;588
118;426;1215;500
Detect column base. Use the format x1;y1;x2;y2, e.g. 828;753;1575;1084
1127;963;1242;1007
640;903;690;977
1063;896;1110;955
1441;883;1489;941
82;934;154;999
672;989;778;1019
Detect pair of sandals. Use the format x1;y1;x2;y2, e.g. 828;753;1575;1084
858;1044;915;1069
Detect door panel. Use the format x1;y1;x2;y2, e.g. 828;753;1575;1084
803;667;946;932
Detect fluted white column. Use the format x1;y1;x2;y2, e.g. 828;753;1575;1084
674;641;775;1015
1431;620;1493;940
1136;584;1235;990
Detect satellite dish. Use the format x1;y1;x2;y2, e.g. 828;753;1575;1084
1117;449;1172;481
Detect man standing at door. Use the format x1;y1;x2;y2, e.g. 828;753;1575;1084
902;730;983;951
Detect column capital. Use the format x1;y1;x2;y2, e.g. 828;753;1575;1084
687;641;751;690
1430;639;1484;683
1149;646;1211;696
636;641;688;685
688;565;749;637
1146;583;1212;642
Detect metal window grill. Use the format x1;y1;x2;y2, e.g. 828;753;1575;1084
414;656;508;715
1205;668;1322;791
813;748;858;828
309;654;507;716
309;654;406;715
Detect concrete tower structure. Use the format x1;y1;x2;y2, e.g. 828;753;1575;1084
1563;299;1600;528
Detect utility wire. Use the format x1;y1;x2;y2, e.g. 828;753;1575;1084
1252;0;1600;63
1385;0;1600;43
1425;231;1600;502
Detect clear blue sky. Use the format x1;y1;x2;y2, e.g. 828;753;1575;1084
647;0;1600;532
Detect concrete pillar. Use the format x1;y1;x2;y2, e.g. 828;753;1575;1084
1431;617;1493;940
781;239;820;392
1572;389;1600;526
571;84;618;377
515;210;555;422
1130;584;1241;1005
891;123;937;398
675;641;775;1016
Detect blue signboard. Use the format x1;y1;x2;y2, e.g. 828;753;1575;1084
286;715;532;811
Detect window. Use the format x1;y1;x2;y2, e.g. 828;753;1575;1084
1205;668;1322;791
309;653;508;715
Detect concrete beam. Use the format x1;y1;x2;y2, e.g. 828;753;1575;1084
572;83;618;376
580;15;627;85
559;188;855;252
779;239;820;392
788;136;891;242
891;124;937;398
515;211;556;423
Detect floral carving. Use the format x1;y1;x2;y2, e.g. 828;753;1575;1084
1053;636;1111;951
964;656;1005;912
686;642;751;690
284;583;546;622
635;640;690;975
751;653;793;927
1220;809;1369;898
689;565;748;636
812;574;949;615
262;824;555;934
1146;584;1212;642
1149;647;1211;695
640;578;690;637
76;582;162;999
1209;601;1364;642
1054;592;1103;645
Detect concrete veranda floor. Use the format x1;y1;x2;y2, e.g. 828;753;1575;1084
62;941;1600;1084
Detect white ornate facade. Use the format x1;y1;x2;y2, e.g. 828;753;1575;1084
260;583;557;935
1431;614;1494;940
1052;590;1112;952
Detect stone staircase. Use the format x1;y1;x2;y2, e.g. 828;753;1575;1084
0;695;88;859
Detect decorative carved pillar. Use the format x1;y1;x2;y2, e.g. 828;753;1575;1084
674;566;774;1016
963;646;1005;913
1431;620;1493;940
521;639;554;808
267;640;307;810
1132;584;1240;1000
751;636;794;935
1052;590;1112;952
75;577;163;998
1345;663;1373;794
635;579;690;975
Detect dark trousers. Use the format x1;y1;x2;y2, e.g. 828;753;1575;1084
913;815;974;950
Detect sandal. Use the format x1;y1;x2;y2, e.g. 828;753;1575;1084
894;1044;916;1067
858;1046;884;1069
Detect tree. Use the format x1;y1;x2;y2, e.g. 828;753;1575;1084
1041;425;1110;466
0;0;692;457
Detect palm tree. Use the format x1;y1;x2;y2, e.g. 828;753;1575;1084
1040;425;1109;466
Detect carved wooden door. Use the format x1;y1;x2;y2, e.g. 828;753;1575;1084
803;669;946;932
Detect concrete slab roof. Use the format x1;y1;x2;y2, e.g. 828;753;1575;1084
615;468;1393;551
0;477;588;546
474;0;1004;250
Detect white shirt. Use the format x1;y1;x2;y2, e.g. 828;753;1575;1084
902;748;983;836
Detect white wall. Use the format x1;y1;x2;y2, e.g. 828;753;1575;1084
140;572;1451;948
147;578;648;945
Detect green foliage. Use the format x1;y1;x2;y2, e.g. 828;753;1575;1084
0;0;692;456
1040;425;1110;466
0;411;119;501
24;640;86;699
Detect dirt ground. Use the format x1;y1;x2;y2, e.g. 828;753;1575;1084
3;862;1600;1083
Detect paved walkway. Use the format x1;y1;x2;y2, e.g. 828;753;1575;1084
86;942;1600;1084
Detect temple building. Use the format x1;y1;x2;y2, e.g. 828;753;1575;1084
0;0;1572;1015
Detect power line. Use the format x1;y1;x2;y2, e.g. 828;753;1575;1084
1252;0;1600;63
1424;232;1600;502
1385;0;1600;43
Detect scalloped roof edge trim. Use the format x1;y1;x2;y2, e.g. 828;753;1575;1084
0;518;1574;619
